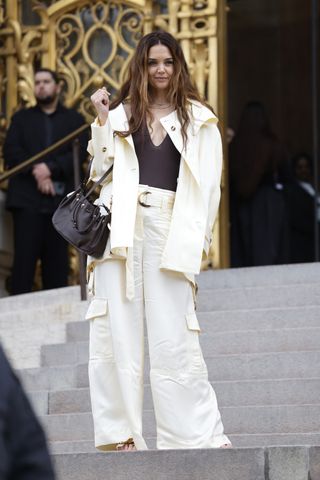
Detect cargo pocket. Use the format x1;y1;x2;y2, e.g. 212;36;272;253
86;298;114;361
186;312;205;371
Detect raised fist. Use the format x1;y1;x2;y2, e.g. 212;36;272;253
90;87;111;126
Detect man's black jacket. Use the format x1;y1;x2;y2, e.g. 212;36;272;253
3;103;88;212
0;345;55;480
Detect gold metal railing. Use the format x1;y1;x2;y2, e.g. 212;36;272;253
0;123;89;183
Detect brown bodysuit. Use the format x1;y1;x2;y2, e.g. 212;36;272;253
132;122;181;192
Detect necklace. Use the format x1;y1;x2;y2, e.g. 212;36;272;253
149;103;172;110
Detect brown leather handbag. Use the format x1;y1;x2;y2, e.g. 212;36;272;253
52;164;113;258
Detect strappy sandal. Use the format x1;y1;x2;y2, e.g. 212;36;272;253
115;438;136;451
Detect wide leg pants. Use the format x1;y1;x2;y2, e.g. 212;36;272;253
87;186;230;450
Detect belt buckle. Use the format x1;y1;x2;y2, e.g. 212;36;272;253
138;190;151;207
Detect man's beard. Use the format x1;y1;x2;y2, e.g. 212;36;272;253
36;94;57;106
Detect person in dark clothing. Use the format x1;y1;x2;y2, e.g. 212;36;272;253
3;68;88;295
229;101;290;267
287;153;318;263
0;344;55;480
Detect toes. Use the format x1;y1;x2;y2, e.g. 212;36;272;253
115;441;136;451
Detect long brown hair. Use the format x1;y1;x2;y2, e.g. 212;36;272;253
229;101;287;198
111;31;211;148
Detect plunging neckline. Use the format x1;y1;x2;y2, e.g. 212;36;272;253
145;124;168;148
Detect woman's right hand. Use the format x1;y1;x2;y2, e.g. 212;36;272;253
90;87;110;126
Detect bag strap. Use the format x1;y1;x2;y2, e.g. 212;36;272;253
83;159;113;198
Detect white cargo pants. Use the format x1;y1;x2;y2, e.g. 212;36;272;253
87;185;230;450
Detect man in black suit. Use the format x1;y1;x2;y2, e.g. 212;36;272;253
0;344;55;479
287;153;318;263
3;68;87;295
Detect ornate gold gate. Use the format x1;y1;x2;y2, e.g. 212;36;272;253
0;0;229;269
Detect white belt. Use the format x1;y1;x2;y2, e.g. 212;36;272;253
137;186;175;210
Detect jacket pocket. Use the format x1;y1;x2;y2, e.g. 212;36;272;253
87;298;114;361
86;298;108;320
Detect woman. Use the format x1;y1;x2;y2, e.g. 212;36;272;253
229;101;290;267
86;31;231;451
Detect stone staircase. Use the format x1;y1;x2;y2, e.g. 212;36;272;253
1;263;320;479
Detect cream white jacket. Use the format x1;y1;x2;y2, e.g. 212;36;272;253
87;100;223;275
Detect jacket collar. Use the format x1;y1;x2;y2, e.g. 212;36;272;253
109;101;217;139
188;100;218;131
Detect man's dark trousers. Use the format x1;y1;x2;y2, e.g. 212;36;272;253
11;208;69;294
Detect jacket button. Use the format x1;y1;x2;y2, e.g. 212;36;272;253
102;147;107;152
171;126;176;131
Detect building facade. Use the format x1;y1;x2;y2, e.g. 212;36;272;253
0;0;318;294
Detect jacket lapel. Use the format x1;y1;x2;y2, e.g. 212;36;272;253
160;103;218;186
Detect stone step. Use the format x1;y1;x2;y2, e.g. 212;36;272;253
222;404;320;435
21;350;320;392
20;364;83;392
66;305;320;343
29;390;49;415
41;405;320;443
52;446;320;480
197;263;320;289
41;341;89;367
226;433;320;448
0;286;85;313
49;434;320;455
41;326;320;366
52;448;261;480
5;263;317;316
199;306;320;332
0;300;88;370
43;378;320;416
1;264;317;315
66;320;89;342
1;265;316;315
197;283;320;311
50;440;97;454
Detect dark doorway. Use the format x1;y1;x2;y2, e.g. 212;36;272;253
227;0;320;267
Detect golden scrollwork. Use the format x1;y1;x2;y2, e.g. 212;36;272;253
52;1;144;115
0;0;4;24
6;20;40;107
